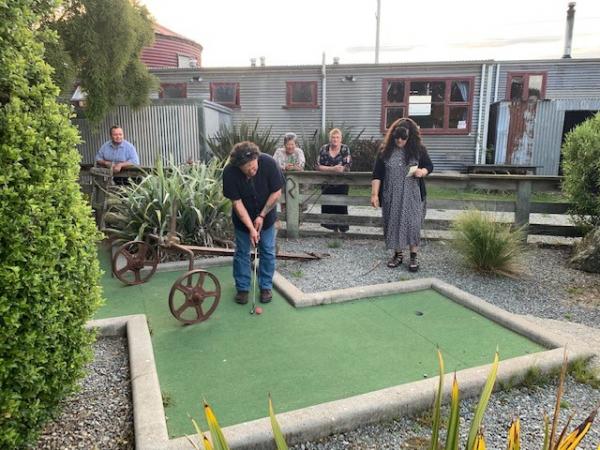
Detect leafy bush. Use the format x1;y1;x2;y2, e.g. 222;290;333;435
103;158;232;247
351;138;381;172
561;112;600;231
204;120;280;161
451;210;525;276
0;3;102;447
299;123;365;170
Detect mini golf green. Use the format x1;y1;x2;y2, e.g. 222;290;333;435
95;250;546;438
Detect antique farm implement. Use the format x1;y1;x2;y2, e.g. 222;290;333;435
111;209;326;325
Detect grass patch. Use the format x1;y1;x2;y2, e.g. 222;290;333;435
290;269;304;278
451;210;525;276
327;240;342;248
568;358;600;389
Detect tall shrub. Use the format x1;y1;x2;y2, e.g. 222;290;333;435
562;112;600;231
0;2;102;448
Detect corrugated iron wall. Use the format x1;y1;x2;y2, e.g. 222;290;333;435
153;62;488;172
74;100;231;166
532;99;600;175
491;98;600;174
495;60;600;100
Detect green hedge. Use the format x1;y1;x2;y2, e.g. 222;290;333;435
0;3;102;448
562;112;600;231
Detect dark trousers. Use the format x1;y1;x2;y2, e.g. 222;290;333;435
321;184;349;232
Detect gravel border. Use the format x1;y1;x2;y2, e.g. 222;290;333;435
34;336;134;450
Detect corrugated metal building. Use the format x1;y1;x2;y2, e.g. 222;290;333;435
149;58;600;174
75;100;231;166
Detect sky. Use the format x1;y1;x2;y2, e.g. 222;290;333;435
139;0;600;67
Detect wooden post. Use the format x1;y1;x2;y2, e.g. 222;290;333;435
515;179;532;237
285;174;301;238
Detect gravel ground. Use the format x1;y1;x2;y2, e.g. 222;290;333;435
34;336;133;450
278;236;600;449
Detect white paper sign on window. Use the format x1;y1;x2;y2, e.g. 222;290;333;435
457;120;467;129
408;95;431;116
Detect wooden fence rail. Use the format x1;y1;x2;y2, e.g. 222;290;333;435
282;171;577;239
82;167;578;240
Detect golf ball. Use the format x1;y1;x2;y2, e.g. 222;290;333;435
255;307;263;315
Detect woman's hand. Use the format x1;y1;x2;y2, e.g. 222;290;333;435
370;194;380;208
414;168;428;178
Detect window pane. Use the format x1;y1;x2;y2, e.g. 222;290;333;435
291;83;314;104
510;76;524;100
386;81;405;103
161;84;186;99
528;75;543;99
450;81;470;102
449;106;468;129
410;104;444;129
410;81;445;102
214;85;236;103
385;107;405;128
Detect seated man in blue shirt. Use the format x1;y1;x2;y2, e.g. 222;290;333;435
95;125;140;173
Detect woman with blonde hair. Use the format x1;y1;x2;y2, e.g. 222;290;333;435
317;128;352;232
371;118;433;271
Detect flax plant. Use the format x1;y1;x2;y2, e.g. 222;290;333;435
188;396;288;450
203;119;280;160
451;209;525;277
103;157;232;247
429;351;598;449
300;123;365;170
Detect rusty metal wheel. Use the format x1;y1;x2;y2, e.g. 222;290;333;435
168;269;221;325
112;240;158;285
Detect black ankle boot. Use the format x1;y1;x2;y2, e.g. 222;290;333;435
409;252;419;272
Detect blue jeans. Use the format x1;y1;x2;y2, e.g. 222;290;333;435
233;224;276;292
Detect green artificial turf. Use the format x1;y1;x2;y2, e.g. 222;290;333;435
95;248;545;438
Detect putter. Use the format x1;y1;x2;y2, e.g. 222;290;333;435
250;246;258;315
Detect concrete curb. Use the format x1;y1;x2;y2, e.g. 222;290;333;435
88;315;169;450
95;264;596;450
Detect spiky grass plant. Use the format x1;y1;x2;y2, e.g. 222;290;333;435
103;157;232;247
428;351;598;450
451;209;525;277
189;395;288;450
203;119;280;160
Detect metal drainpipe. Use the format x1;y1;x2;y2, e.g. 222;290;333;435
321;52;327;132
494;63;501;102
475;63;486;165
481;64;494;164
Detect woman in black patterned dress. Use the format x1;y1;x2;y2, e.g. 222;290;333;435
370;118;433;271
317;128;352;232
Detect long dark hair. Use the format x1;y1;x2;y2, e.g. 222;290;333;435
380;118;425;163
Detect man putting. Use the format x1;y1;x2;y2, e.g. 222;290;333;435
222;141;284;305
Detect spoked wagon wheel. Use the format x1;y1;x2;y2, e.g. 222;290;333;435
111;240;159;286
169;269;221;325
